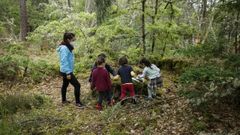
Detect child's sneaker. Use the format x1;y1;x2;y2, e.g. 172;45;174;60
96;103;102;110
62;100;71;104
146;97;153;100
76;102;85;109
132;98;137;104
120;100;125;105
108;99;115;106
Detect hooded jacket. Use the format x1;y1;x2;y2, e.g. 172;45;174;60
57;45;74;74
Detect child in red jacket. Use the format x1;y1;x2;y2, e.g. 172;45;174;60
91;56;112;110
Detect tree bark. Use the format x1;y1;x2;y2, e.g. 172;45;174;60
235;12;239;53
85;0;95;13
142;0;146;54
19;0;28;41
200;0;207;42
151;0;159;53
67;0;71;7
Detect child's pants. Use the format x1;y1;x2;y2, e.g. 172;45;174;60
120;83;135;100
147;87;156;98
98;91;111;105
147;77;163;98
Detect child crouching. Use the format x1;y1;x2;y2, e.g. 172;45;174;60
138;58;163;99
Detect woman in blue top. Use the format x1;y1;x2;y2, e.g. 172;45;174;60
57;32;84;108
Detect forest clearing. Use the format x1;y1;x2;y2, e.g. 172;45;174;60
0;0;240;134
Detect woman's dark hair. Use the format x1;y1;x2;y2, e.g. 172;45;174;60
98;53;106;58
119;56;128;66
97;56;105;66
63;32;75;44
139;58;151;68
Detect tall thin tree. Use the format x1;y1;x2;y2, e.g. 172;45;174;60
19;0;28;41
142;0;146;54
151;0;159;53
67;0;71;7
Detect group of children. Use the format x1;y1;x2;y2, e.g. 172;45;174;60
90;53;163;110
58;33;162;109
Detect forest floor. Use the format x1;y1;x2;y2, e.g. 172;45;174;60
1;71;240;134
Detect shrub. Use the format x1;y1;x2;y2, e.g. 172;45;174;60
179;65;237;107
0;55;21;80
0;94;46;118
0;118;20;135
27;59;59;83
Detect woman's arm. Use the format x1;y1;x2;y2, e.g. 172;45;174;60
60;47;72;74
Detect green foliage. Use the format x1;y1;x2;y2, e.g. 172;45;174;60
179;65;238;107
0;118;20;135
28;59;59;83
95;0;112;25
0;53;58;83
119;47;142;64
0;94;48;135
28;12;95;49
225;54;240;71
0;94;46;118
0;0;20;35
0;42;59;83
179;66;233;84
191;119;207;132
177;42;228;59
0;55;21;80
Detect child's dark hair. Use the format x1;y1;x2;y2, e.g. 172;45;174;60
97;56;105;66
139;58;151;68
63;32;75;44
119;56;128;66
98;53;106;58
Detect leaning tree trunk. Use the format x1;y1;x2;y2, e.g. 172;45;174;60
19;0;28;41
142;0;146;54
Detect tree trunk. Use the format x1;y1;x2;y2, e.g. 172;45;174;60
85;0;95;13
235;12;239;53
67;0;71;7
200;0;207;42
19;0;28;41
151;0;159;53
142;0;146;54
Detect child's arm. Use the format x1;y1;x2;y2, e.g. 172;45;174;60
138;68;147;78
131;71;136;77
90;72;96;90
113;75;120;80
106;64;117;76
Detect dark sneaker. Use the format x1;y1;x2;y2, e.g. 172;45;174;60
132;99;137;104
120;100;125;105
108;99;115;106
62;101;71;104
76;102;85;109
